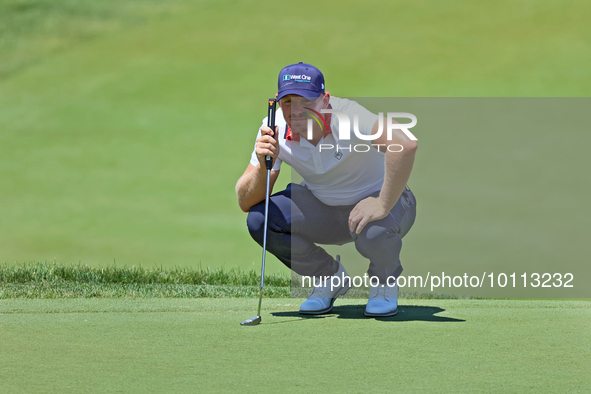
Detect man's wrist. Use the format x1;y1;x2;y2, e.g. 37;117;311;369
376;195;393;215
257;160;269;172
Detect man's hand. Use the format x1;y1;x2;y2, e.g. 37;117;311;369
348;196;389;235
256;126;280;167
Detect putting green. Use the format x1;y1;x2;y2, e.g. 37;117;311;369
1;298;589;393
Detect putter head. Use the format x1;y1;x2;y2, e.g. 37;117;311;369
240;316;261;326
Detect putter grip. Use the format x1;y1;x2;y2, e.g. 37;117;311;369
265;99;277;171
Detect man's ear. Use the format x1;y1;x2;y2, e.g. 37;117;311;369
323;92;331;107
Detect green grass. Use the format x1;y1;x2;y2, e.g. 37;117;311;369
0;0;184;79
0;262;473;299
2;2;590;392
1;298;590;393
0;262;291;298
0;283;291;299
1;0;590;273
0;261;290;286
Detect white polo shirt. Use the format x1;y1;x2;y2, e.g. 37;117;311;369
249;97;383;206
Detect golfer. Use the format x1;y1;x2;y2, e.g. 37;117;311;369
236;62;417;317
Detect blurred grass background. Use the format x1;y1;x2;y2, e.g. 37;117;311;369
1;0;589;275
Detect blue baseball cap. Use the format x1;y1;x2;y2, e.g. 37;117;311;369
277;62;325;100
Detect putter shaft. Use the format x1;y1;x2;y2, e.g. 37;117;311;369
257;168;271;317
242;98;276;326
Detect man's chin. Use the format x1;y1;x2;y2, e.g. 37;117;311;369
294;130;311;140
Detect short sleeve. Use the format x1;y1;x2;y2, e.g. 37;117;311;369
249;118;282;171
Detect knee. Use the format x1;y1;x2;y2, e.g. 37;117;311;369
355;225;402;257
246;194;291;244
246;203;265;243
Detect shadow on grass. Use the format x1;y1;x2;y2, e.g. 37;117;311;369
270;304;465;323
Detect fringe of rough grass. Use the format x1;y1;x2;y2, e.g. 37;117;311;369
1;261;290;286
0;283;290;299
0;262;290;299
1;262;473;299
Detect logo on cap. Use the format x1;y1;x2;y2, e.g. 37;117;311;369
282;74;312;82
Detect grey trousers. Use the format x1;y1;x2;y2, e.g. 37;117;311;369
247;183;416;282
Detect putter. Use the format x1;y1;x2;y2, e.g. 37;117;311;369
241;98;276;326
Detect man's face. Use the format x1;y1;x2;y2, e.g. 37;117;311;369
279;93;328;134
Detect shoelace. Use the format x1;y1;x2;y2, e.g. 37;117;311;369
308;275;339;298
370;285;388;299
308;276;326;297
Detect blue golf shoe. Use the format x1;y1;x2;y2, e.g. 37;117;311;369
299;257;351;315
364;283;398;317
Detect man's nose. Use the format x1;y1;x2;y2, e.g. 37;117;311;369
291;100;304;113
